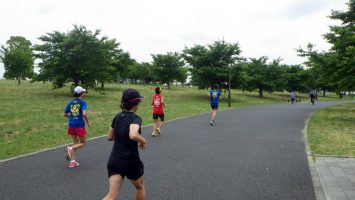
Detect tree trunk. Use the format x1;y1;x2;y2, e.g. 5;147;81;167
228;73;232;107
101;82;105;91
167;82;171;89
259;88;263;97
228;89;231;107
323;90;326;97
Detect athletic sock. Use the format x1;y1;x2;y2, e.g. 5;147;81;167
71;160;75;163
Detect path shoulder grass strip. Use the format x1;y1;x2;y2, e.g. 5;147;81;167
303;112;326;200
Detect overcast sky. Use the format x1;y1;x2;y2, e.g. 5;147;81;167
0;0;349;78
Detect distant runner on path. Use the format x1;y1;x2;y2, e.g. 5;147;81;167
64;86;91;168
309;90;317;105
151;87;165;137
208;85;222;126
103;89;146;200
290;91;297;104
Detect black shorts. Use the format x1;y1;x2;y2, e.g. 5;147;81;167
107;159;144;180
153;114;164;121
211;104;219;110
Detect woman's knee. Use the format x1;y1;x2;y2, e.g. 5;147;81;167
79;137;86;146
131;178;145;190
135;184;144;191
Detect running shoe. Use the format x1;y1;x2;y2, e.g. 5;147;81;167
152;132;156;137
156;127;161;135
69;161;79;168
210;121;215;126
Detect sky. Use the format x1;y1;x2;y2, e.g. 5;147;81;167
0;0;349;78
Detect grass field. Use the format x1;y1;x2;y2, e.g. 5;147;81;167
308;103;355;157
0;80;346;160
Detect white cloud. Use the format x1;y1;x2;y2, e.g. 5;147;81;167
0;0;349;78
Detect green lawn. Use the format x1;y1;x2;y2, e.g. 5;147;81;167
0;80;345;160
308;103;355;156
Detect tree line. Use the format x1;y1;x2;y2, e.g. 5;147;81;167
297;0;354;96
1;0;353;101
0;31;311;96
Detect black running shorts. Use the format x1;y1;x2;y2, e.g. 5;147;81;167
153;114;164;121
211;104;218;110
107;159;144;180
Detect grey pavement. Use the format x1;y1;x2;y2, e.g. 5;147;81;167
0;101;352;200
316;157;355;200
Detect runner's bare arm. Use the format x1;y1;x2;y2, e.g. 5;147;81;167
129;124;146;149
64;112;70;117
83;110;91;127
107;128;114;141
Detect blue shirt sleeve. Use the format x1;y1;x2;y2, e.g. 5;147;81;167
64;102;70;113
82;101;87;110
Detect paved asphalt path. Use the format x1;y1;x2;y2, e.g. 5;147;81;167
0;101;351;200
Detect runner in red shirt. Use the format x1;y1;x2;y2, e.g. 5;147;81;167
152;87;165;137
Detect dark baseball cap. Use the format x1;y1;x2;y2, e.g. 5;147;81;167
122;88;144;103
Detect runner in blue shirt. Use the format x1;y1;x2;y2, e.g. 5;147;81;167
64;86;91;168
208;85;222;126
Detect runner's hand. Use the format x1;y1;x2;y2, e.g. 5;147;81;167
87;122;91;128
138;140;146;150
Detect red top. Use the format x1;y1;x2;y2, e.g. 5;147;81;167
152;94;164;114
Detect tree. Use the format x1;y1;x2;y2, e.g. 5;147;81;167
225;62;247;107
297;44;342;95
112;52;135;83
0;36;34;85
183;40;242;107
128;62;156;84
284;65;310;93
183;40;241;89
323;0;355;91
151;52;186;89
34;25;130;90
245;57;285;97
175;67;188;85
297;1;355;93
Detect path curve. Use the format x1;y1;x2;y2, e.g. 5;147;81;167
0;101;351;200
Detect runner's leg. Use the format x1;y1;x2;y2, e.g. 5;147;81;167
70;136;79;160
212;109;217;121
153;119;158;132
158;116;164;129
130;176;146;200
71;136;86;149
103;174;124;200
70;136;86;160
